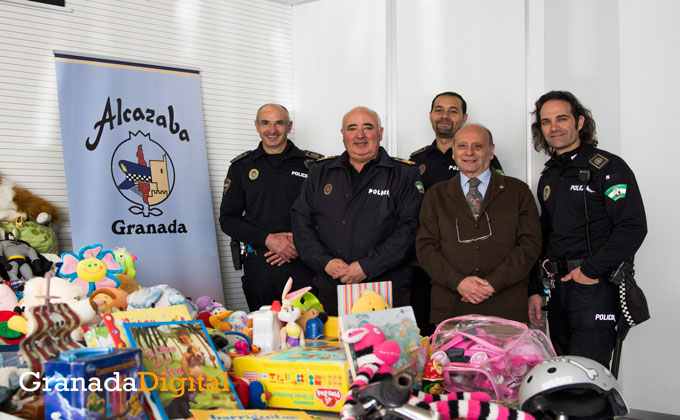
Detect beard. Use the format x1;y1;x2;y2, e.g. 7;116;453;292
435;122;455;138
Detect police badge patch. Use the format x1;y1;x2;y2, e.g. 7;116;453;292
223;177;231;195
323;183;333;195
543;185;551;201
248;169;259;180
415;181;425;194
419;164;426;175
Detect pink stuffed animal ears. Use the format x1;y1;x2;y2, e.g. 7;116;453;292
281;277;312;302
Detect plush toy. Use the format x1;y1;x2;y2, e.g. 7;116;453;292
278;277;311;349
14;275;98;341
58;243;122;296
0;310;25;344
0;174;60;225
89;287;128;313
350;291;389;314
0;231;52;283
0;220;58;254
208;309;235;331
112;247;141;293
196;296;227;315
0;283;19;311
127;284;198;318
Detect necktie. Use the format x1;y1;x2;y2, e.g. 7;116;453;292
466;177;482;218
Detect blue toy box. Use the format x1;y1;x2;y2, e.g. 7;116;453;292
44;347;149;420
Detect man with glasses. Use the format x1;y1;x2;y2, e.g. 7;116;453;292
416;123;541;323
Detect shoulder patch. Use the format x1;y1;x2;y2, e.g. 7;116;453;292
304;150;324;160
393;157;415;165
317;155;339;162
230;150;251;163
409;146;428;158
589;153;610;170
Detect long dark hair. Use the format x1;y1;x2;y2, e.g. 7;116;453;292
531;90;597;154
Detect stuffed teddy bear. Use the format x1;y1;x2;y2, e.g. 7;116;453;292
0;173;59;225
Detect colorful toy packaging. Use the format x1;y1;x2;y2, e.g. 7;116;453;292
43;347;148;420
233;341;351;412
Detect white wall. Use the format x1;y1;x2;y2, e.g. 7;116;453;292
293;0;387;157
0;0;296;311
294;0;529;178
395;0;528;178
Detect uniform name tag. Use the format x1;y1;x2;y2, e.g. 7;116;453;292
368;188;390;196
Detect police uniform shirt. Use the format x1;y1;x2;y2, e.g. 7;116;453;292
291;147;424;279
537;144;647;279
410;140;504;191
219;141;319;246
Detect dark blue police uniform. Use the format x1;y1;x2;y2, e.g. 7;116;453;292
535;143;647;367
291;147;424;316
219;141;320;311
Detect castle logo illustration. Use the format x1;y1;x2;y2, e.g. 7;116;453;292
111;131;175;217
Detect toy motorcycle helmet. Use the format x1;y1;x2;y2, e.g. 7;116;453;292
518;355;628;420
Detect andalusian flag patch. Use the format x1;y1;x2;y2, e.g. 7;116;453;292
605;184;627;201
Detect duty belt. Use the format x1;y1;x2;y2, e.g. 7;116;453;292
544;259;585;275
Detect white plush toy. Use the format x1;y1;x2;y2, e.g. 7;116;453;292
16;275;98;341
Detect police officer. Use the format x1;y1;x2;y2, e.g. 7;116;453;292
219;103;321;312
528;91;647;368
291;106;424;316
409;91;504;335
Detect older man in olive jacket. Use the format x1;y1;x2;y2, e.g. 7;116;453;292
416;124;541;324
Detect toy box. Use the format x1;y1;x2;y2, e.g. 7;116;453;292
233;341;350;412
44;347;148;420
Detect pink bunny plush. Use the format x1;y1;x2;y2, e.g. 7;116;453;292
278;277;311;348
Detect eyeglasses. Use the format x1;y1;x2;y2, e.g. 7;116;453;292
455;212;492;243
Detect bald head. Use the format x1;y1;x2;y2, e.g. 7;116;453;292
342;106;382;129
256;103;290;123
453;123;496;178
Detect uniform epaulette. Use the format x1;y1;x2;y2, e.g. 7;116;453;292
409;146;428;158
316;155;339;162
305;150;324;160
230;150;251;163
393;157;415;165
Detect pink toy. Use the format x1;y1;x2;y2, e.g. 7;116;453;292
342;324;401;385
427;315;555;402
277;277;311;349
